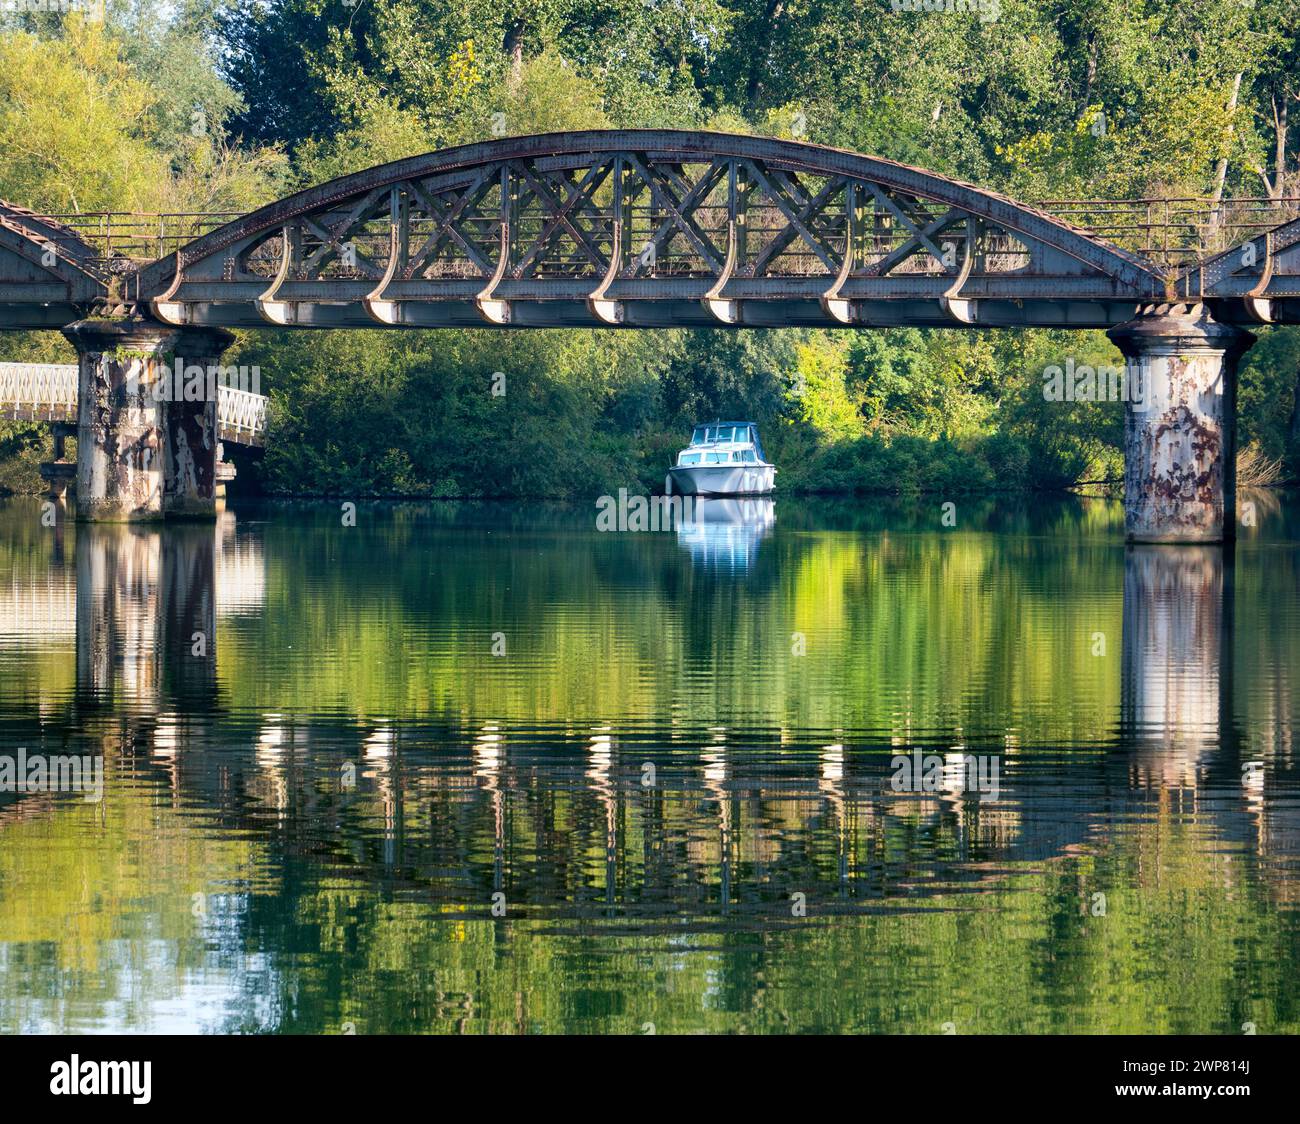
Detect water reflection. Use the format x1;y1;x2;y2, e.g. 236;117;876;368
74;525;219;711
676;496;774;570
1121;545;1232;783
72;518;261;720
1;497;1299;1033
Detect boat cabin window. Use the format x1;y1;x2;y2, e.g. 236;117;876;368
691;425;747;445
688;424;761;451
678;452;702;465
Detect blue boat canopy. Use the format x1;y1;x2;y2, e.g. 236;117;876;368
689;422;767;462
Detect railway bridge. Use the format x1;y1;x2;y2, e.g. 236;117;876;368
2;130;1299;540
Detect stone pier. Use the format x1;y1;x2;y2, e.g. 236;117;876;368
1107;305;1254;544
63;318;233;522
162;327;236;520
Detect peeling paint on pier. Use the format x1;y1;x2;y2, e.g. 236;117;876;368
161;328;234;520
1109;306;1253;544
63;319;234;523
164;400;218;518
68;328;167;522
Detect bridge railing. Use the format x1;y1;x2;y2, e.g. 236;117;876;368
19;196;1300;272
217;385;269;445
1034;196;1300;269
0;362;268;445
26;212;243;262
0;362;78;423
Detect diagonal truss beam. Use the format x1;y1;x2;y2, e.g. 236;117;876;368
747;163;843;274
404;168;498;278
623;153;726;273
512;159;613;276
299;186;389;276
865;203;969;277
863;183;955;274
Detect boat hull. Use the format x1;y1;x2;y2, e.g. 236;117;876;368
666;464;775;496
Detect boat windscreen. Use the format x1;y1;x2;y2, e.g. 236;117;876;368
690;424;763;451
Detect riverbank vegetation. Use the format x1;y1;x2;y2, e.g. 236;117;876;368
2;1;1299;498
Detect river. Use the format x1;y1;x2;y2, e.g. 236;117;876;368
0;494;1297;1033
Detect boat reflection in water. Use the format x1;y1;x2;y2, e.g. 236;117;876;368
675;496;775;571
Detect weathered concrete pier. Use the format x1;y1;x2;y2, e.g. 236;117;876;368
62;319;237;522
1108;305;1255;543
0;341;264;522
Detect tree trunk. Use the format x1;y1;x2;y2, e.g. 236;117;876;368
1211;72;1242;207
1273;95;1289;200
1079;34;1098;117
503;18;525;87
744;0;784;116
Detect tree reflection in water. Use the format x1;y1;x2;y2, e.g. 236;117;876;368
0;495;1297;1033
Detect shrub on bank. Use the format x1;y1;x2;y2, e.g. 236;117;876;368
0;422;48;495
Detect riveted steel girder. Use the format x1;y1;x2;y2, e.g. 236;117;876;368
1175;215;1300;325
0;203;108;327
128;130;1171;331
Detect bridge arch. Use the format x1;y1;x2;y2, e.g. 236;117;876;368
135;130;1168;331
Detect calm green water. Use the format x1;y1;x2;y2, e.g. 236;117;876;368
1;493;1298;1034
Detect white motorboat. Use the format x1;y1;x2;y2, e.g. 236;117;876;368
665;421;775;496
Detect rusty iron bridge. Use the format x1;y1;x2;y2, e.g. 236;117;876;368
1;130;1298;538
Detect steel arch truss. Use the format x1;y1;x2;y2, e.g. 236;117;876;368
134;131;1169;330
1177;215;1300;326
0;204;106;328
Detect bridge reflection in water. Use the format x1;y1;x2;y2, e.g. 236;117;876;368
1118;545;1292;875
1122;546;1233;782
26;516;1293;899
73;517;258;711
2;502;1298;1032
